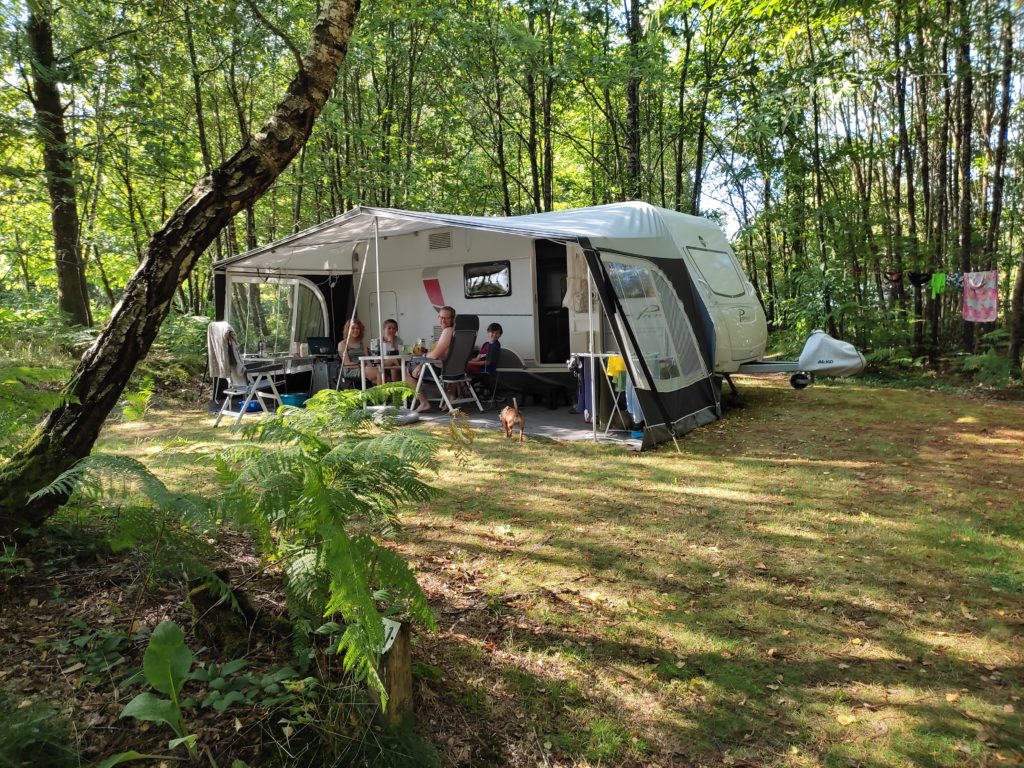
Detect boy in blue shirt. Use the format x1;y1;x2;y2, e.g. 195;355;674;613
468;322;502;374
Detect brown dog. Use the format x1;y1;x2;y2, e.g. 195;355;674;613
499;398;525;442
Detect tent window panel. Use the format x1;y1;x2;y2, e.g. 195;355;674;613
464;260;511;298
293;283;325;344
227;277;326;355
602;257;706;391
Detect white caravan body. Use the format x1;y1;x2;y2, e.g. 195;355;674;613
214;203;767;374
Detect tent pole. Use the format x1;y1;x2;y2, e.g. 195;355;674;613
587;263;597;443
373;218;383;357
344;240;370;360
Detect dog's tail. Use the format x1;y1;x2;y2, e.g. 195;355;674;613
512;397;518;411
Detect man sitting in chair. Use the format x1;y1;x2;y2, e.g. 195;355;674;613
405;306;455;412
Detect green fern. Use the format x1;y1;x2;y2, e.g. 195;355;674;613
121;375;155;421
29;454;235;615
218;387;443;705
0;366;75;459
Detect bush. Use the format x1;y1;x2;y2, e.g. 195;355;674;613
217;386;456;703
961;347;1012;387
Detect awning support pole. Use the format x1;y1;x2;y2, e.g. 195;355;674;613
343;240;370;365
587;266;596;443
374;218;382;354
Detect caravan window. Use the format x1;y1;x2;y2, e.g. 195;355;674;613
685;247;746;298
464;261;511;298
601;257;707;391
226;275;327;355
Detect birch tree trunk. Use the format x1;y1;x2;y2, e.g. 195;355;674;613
0;0;362;538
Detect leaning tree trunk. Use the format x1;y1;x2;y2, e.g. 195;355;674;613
0;0;361;539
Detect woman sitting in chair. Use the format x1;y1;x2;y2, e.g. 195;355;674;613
405;306;455;412
338;319;381;387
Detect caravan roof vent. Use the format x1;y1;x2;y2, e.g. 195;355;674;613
428;231;452;250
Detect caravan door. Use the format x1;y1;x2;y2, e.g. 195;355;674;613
565;243;601;354
534;240;570;364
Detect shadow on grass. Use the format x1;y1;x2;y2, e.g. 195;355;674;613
405;380;1024;766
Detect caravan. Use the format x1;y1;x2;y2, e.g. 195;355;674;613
212;202;861;447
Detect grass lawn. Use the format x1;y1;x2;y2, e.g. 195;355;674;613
394;378;1023;767
4;376;1022;767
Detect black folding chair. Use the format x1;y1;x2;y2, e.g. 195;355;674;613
412;315;484;412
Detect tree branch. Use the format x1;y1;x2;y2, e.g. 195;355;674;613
239;0;306;77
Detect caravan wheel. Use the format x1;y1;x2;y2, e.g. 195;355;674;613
790;373;811;389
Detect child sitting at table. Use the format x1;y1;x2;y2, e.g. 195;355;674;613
379;318;404;382
467;322;502;374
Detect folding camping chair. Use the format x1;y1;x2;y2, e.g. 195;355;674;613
214;360;284;426
480;346;524;405
208;321;283;427
412;314;484;412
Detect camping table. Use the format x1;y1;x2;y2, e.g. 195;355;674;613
359;352;408;390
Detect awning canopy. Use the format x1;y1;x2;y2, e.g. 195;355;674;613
212;202;727;274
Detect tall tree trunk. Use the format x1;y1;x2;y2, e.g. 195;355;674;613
525;13;541;211
761;172;777;330
810;72;837;338
26;0;91;327
1010;249;1024;377
956;0;974;353
689;86;708;215
489;27;512;215
624;0;642;200
983;7;1012;269
673;26;692;211
895;7;921;351
14;230;32;292
541;6;556;211
0;0;362;538
185;6;213;174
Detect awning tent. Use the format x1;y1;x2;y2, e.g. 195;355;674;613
213;202;725;448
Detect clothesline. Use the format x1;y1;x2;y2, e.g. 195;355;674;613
876;270;999;322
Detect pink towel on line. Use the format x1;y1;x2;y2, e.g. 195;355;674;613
962;271;998;323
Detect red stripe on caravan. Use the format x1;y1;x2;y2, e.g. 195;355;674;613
423;278;445;310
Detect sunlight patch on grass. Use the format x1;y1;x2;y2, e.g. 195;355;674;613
672;484;786;505
753;521;826;541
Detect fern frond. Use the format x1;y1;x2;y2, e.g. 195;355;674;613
29;454;209;522
283;547;329;619
214;379;455;705
355;535;436;631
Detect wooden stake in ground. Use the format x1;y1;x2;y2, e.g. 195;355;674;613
0;0;362;538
